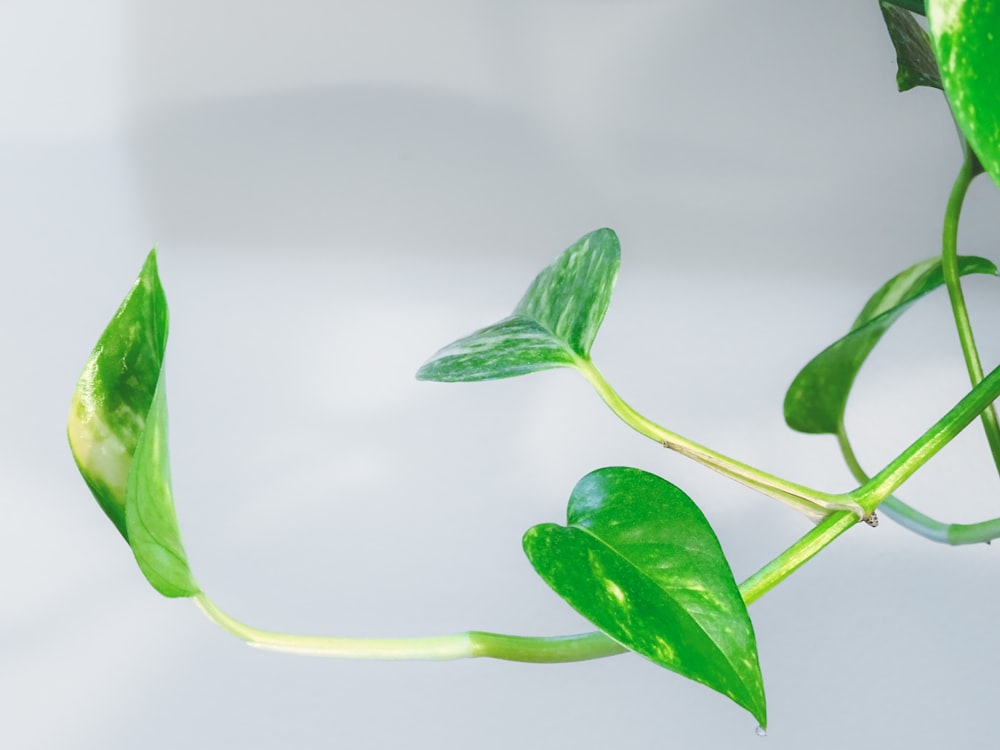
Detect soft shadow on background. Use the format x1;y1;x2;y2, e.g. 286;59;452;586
4;2;1000;748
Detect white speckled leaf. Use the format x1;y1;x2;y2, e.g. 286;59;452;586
522;467;766;727
416;228;619;381
929;0;1000;185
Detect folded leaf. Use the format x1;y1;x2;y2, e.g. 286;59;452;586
68;250;198;598
785;255;996;435
125;376;199;597
523;467;765;727
416;228;619;381
929;0;1000;186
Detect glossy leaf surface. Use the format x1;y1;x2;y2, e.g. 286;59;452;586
785;255;996;434
523;467;765;726
68;250;198;597
880;1;942;90
416;228;619;381
929;0;1000;185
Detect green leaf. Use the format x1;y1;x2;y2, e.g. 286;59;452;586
880;1;942;91
929;0;1000;186
68;251;167;537
125;377;198;597
68;250;199;598
882;0;927;15
523;467;766;727
784;255;996;435
416;228;619;381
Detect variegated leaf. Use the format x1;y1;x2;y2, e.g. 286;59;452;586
523;467;766;727
416;228;620;382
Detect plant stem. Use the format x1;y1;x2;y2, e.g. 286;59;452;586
940;155;1000;474
837;422;1000;545
467;631;625;662
574;358;864;519
195;593;626;662
738;512;858;606
722;363;1000;600
878;499;1000;545
855;362;1000;513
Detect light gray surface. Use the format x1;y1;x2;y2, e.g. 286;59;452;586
4;2;1000;747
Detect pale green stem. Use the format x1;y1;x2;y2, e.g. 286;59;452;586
195;593;625;662
574;358;864;519
196;568;808;663
194;362;1000;662
196;526;873;664
940;155;1000;475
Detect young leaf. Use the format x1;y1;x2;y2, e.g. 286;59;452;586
416;228;619;381
523;467;766;727
929;0;1000;186
784;255;996;435
68;250;199;598
880;1;942;91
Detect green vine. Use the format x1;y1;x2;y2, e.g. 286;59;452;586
66;0;1000;732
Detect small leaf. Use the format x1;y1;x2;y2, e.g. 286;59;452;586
416;228;619;381
68;250;198;598
523;467;766;726
784;255;996;435
929;0;1000;186
880;1;942;91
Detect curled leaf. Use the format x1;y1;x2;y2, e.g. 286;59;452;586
784;255;996;435
69;250;198;598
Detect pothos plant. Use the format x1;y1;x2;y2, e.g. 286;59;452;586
67;0;1000;732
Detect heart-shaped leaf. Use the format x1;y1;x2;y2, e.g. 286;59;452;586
68;250;199;598
880;1;942;91
784;255;996;435
416;228;619;381
523;467;765;727
929;0;1000;186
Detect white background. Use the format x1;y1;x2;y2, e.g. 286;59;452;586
4;1;1000;747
